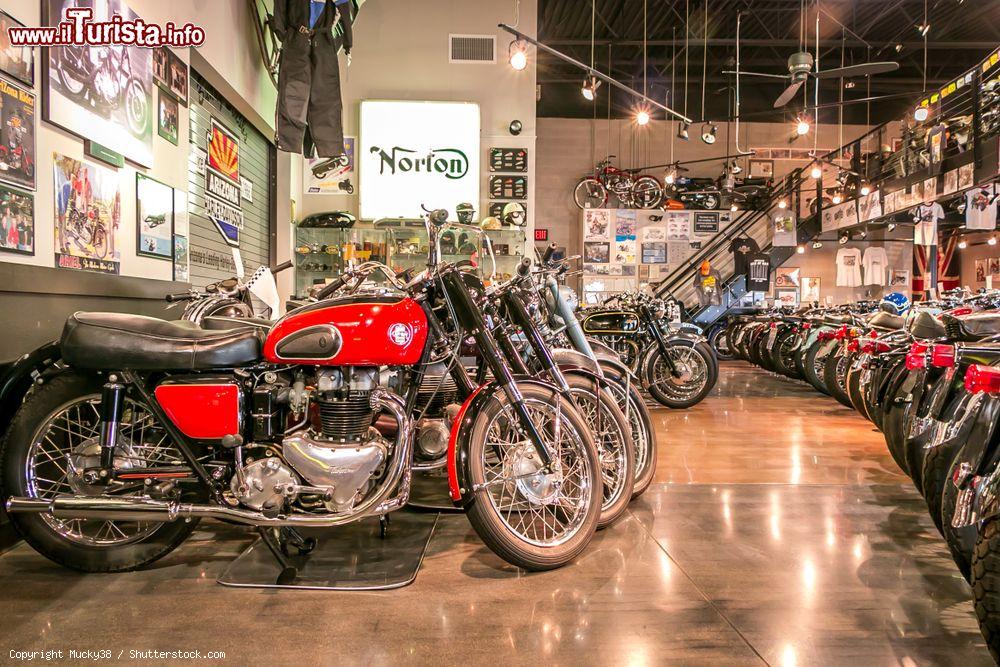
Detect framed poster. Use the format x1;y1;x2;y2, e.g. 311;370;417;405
801;277;820;302
0;79;36;191
43;0;154;167
584;209;611;241
157;89;179;145
0;183;33;255
167;50;189;105
173;235;189;281
749;159;774;179
775;267;801;288
304;138;356;195
0;10;33;87
776;288;799;307
976;260;986;283
152;47;169;90
136;174;173;260
53;154;120;274
584;241;609;263
889;269;910;288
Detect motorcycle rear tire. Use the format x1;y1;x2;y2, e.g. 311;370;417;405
0;373;199;573
643;342;717;409
971;518;1000;662
823;350;855;408
708;324;735;361
802;340;831;395
943;455;975;582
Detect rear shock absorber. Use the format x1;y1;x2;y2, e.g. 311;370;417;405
99;376;126;475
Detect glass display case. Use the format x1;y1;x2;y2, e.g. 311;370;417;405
377;218;527;281
293;225;390;298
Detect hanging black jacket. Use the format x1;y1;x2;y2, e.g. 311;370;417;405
272;0;353;158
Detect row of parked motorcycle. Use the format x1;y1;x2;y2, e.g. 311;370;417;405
0;207;717;583
725;290;1000;660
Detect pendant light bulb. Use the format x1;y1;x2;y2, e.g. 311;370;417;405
989;237;997;246
636;110;651;126
832;193;843;205
860;183;871;196
581;76;600;101
777;199;788;210
796;245;806;254
810;165;822;179
508;40;528;71
700;123;718;144
665;167;676;185
958;239;968;249
796;118;811;136
730;203;739;212
914;106;929;122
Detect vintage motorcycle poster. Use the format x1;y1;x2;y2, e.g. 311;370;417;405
584;209;611;241
304;137;356;195
665;212;690;241
53;154;120;275
0;183;33;256
0;9;33;87
0;79;35;191
136;174;173;260
43;0;154;167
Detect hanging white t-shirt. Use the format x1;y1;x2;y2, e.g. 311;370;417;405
912;202;944;246
836;247;863;288
966;185;998;231
862;246;889;286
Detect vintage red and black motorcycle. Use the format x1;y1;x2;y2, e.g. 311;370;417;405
0;211;602;573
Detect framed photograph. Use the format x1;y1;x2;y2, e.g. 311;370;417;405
173;234;189;281
0;79;36;191
584;241;610;263
152;47;169;90
43;0;154;167
775;288;799;307
992;258;1000;277
136;174;173;260
889;269;910;287
0;183;33;255
749;159;774;179
167;50;188;105
775;266;801;288
976;259;987;283
157;89;179;145
801;277;820;303
53;154;120;274
0;10;33;87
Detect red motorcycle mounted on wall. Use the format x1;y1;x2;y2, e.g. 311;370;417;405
573;155;665;210
0;211;602;574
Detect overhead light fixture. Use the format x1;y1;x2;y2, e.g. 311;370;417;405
677;122;690;141
795;116;811;136
581;76;600;101
958;239;968;249
895;43;904;53
810;164;823;179
839;233;850;245
860;183;871;196
859;228;868;240
701;123;718;144
636;109;651;126
777;199;788;209
730;203;739;212
844;80;856;89
914;106;929;122
508;119;523;136
832;193;843;205
812;240;824;249
796;245;806;254
887;223;897;232
731;162;743;175
508;40;528;71
917;23;931;37
989;236;997;246
664;166;677;185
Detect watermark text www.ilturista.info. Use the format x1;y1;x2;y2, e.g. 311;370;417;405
8;8;205;48
9;649;227;661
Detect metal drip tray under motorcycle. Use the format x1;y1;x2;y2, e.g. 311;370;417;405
217;511;438;591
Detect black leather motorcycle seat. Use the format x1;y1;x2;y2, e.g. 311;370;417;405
201;315;274;331
908;310;947;339
946;312;1000;342
61;312;262;371
868;311;905;330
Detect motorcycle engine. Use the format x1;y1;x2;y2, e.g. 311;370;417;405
281;368;390;513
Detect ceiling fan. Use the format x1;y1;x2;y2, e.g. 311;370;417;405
725;52;900;108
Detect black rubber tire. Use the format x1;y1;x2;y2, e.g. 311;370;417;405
883;401;912;475
845;358;870;420
971;518;1000;661
643;342;718;409
598;362;657;499
904;431;931;494
708;324;735;361
920;394;968;536
770;329;801;378
464;383;602;571
823;349;855;408
0;373;199;573
943;455;975;582
802;339;832;395
564;373;634;529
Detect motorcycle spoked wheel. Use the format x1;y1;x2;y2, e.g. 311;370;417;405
0;373;199;572
631;176;664;209
971;518;1000;662
563;373;634;529
845;358;870;420
823;350;855;408
463;383;602;570
708;324;736;361
770;329;802;378
643;342;717;409
802;339;833;394
598;362;656;499
573;177;608;210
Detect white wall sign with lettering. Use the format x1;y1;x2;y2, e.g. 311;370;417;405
359;101;481;220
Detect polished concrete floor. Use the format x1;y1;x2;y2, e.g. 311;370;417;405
0;364;990;665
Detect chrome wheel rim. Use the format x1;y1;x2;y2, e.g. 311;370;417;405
569;387;629;513
607;382;649;481
651;347;709;400
479;398;594;547
26;394;182;546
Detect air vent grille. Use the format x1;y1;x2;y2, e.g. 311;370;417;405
449;35;496;64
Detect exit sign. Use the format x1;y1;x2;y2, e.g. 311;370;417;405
534;229;549;241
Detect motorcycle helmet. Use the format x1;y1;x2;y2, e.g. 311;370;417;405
481;216;502;230
456;202;475;224
880;291;911;315
502;202;526;227
700;260;711;275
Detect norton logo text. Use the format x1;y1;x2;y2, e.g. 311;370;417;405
370;146;469;180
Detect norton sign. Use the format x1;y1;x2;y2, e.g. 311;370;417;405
360;101;480;220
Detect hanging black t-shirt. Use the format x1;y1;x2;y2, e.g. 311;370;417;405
729;235;760;275
746;252;771;292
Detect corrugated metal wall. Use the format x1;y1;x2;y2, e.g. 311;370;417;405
186;71;272;287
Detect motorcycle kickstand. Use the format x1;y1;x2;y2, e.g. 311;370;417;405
256;527;299;585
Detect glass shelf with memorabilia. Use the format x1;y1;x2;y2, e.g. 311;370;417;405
376;218;527;281
293;225;390;298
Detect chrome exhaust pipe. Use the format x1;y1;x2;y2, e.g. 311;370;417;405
6;388;415;527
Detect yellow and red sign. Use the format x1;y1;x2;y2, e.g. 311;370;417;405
208;119;239;183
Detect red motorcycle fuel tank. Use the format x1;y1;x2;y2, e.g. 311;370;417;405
263;296;428;365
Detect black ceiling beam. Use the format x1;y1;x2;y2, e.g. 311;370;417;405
543;38;997;49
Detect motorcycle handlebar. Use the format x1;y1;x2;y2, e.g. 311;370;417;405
542;242;556;264
516;257;532;277
165;293;195;303
271;260;294;274
316;275;349;300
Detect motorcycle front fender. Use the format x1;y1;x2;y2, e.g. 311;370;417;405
550;347;602;376
447;377;563;507
0;340;61;437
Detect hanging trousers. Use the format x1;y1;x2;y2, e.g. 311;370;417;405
275;29;345;158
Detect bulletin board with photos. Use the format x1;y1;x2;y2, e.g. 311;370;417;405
581;208;732;303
